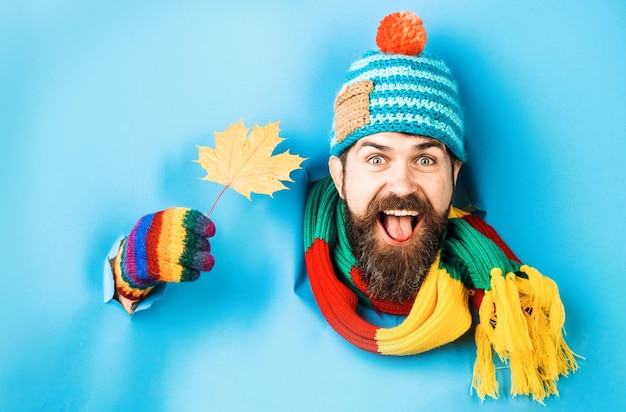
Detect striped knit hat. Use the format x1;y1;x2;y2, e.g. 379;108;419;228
330;11;466;162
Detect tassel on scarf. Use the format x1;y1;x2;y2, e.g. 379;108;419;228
472;266;580;404
472;322;498;399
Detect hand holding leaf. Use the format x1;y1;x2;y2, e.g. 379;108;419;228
195;120;307;216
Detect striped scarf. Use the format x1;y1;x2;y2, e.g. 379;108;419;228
304;176;579;403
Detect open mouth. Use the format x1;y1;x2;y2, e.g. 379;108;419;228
377;209;421;246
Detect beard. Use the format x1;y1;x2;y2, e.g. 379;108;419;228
346;193;449;304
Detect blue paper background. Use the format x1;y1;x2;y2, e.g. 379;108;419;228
2;1;625;410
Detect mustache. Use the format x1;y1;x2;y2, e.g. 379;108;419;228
361;193;436;222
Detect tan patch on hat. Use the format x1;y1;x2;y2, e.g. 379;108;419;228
333;80;374;144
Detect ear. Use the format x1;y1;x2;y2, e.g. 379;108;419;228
328;156;345;199
453;159;462;185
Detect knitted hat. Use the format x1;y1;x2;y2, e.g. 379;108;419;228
330;11;466;162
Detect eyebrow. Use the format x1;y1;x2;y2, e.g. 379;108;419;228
412;140;447;152
356;139;447;153
357;141;391;152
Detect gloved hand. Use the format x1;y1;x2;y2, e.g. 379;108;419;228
112;208;216;305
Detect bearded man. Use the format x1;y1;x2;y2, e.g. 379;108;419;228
301;11;579;403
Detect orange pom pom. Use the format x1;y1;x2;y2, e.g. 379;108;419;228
376;11;427;56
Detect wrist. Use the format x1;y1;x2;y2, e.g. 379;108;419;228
111;239;156;313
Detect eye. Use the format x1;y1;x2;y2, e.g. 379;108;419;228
368;155;386;165
417;156;435;166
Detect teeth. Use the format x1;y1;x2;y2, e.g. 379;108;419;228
383;210;419;217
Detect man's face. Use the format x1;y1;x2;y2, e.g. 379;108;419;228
328;132;462;302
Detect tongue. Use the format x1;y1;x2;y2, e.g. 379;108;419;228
382;215;414;242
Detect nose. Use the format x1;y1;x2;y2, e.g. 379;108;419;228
387;162;416;197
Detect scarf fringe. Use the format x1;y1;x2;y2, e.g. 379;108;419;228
472;265;579;404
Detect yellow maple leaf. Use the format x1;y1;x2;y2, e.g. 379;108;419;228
195;120;307;215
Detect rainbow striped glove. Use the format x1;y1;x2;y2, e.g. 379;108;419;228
112;208;216;301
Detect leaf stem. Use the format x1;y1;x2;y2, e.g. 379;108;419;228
207;185;230;217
